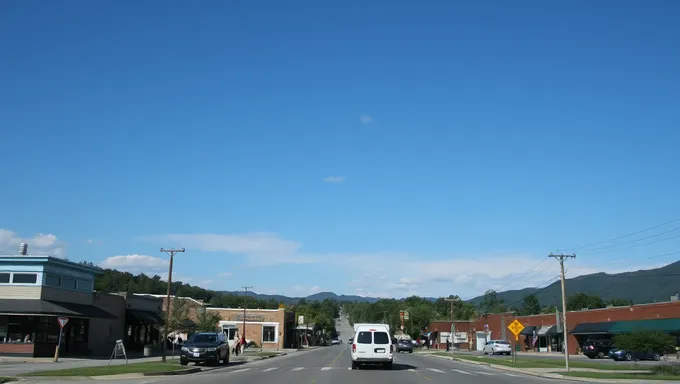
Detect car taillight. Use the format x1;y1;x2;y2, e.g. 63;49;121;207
589;346;594;350
352;344;356;352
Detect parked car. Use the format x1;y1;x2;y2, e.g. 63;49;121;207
482;340;512;355
180;332;230;366
331;339;341;345
584;340;615;359
351;324;393;370
396;339;414;353
609;348;663;361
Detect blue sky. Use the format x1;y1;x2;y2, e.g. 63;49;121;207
1;0;679;299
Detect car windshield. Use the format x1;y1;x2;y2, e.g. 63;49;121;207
191;334;217;343
495;341;509;345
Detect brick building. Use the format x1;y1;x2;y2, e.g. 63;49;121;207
207;307;295;350
429;299;680;354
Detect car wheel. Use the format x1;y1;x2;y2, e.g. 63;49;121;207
385;362;393;370
180;359;188;366
224;351;230;365
597;352;605;358
409;350;413;354
653;354;661;361
625;353;632;361
587;355;595;359
351;361;357;370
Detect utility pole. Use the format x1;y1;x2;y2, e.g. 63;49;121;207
444;297;458;320
242;286;253;345
550;252;576;372
160;248;185;363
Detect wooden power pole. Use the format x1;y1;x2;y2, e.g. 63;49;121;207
444;297;458;320
550;253;575;372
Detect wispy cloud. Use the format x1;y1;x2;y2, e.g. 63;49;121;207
0;229;66;256
140;232;318;267
359;114;373;124
323;176;345;183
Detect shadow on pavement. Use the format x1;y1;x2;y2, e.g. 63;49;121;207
357;362;416;371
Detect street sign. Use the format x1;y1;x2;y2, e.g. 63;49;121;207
399;311;405;320
507;319;525;341
58;317;69;328
403;311;409;320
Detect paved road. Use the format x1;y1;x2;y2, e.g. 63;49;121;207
17;317;573;384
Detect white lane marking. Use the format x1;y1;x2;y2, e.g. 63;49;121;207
231;368;251;373
407;368;416;372
293;367;305;371
321;367;333;371
262;367;278;372
477;371;494;375
504;373;520;377
451;369;473;375
427;368;446;373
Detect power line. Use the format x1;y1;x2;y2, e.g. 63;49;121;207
492;257;551;293
579;234;680;255
560;218;680;252
503;276;560;309
568;251;680;271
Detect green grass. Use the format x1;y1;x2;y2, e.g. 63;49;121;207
558;371;680;381
433;352;653;371
21;361;187;377
0;377;16;383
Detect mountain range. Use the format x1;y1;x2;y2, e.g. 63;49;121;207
226;260;680;307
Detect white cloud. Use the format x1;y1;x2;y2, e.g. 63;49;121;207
140;232;319;266
100;254;168;271
359;115;373;124
0;229;66;256
323;176;346;183
292;285;322;296
218;272;233;277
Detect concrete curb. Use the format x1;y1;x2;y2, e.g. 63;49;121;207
425;354;680;383
16;352;290;381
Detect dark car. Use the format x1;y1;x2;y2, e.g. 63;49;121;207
396;339;414;353
348;337;353;345
609;348;663;361
180;332;230;366
583;340;615;359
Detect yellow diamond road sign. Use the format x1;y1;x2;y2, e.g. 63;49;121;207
507;319;525;336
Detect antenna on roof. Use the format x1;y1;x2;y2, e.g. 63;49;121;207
19;243;28;256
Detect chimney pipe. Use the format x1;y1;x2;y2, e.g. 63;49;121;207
19;243;28;256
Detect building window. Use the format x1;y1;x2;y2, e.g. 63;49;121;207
61;278;76;290
76;279;92;292
12;273;37;284
262;326;276;343
0;273;9;283
45;274;61;287
74;319;88;342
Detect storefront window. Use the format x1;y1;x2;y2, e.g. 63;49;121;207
0;273;9;283
62;278;76;290
12;273;37;284
263;326;276;342
45;274;61;287
77;279;92;292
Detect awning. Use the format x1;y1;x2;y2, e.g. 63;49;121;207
537;325;557;336
569;321;617;335
609;318;680;334
0;299;115;319
520;326;536;336
126;309;164;325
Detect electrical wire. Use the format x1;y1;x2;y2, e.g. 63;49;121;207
559;218;680;252
579;234;680;255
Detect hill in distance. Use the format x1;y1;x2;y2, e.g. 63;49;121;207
466;260;680;308
225;261;680;307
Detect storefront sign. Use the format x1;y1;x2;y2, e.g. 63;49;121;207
233;314;265;322
453;332;468;343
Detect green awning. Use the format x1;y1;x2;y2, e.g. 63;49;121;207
609;318;680;334
570;321;617;335
520;326;535;336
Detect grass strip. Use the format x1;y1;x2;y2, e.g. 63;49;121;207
559;371;680;381
433;352;652;371
21;361;186;377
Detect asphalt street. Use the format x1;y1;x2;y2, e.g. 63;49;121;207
17;316;575;384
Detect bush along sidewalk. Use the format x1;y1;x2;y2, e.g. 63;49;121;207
550;364;680;382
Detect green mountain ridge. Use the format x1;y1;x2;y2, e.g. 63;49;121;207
467;260;680;308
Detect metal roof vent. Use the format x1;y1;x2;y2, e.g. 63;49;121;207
19;242;28;255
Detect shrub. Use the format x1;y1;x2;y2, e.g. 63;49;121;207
613;331;676;354
651;363;680;376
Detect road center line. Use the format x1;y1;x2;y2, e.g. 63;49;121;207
262;367;278;372
451;369;473;375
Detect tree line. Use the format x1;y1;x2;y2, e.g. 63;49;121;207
343;290;635;338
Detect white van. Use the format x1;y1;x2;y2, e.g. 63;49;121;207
350;323;393;370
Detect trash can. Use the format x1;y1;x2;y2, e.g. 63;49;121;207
143;345;153;357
